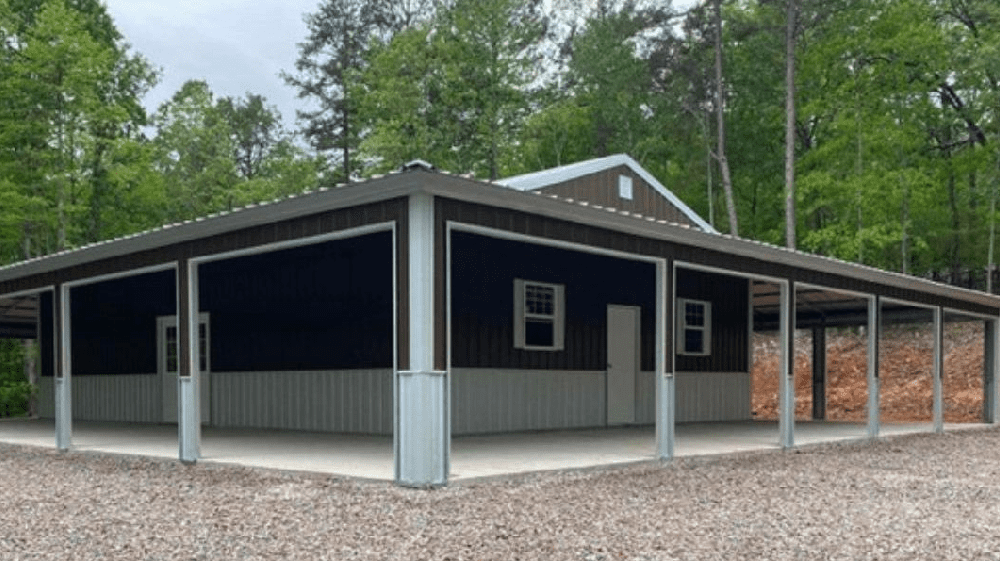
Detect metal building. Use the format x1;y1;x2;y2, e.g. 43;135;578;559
1;155;997;487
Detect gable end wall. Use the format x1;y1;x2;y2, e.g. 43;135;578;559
537;166;699;227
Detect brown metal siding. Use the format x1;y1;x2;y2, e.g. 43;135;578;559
438;197;997;364
675;269;750;373
1;198;410;372
449;231;656;371
396;206;409;372
0;199;408;296
178;261;191;378
665;259;674;371
435;199;447;371
537;165;698;227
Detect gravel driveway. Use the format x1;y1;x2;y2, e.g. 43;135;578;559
3;428;1000;560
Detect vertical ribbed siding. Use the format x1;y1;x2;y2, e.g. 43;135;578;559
675;372;751;422
636;371;656;423
38;375;160;422
636;371;750;423
450;368;605;434
211;370;393;434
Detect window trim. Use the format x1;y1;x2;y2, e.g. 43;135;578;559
676;298;711;356
513;278;565;351
157;313;211;374
618;174;634;200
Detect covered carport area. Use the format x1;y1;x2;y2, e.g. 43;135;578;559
0;417;990;482
751;281;1000;441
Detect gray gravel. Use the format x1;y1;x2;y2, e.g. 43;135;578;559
4;429;1000;560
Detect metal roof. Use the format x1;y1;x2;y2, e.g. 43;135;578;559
0;162;996;314
495;154;719;234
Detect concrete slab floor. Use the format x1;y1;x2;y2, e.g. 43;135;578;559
0;418;991;483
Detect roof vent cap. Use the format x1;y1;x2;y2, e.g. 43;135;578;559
402;159;437;172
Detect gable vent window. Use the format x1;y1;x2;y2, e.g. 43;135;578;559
514;279;565;351
618;175;633;200
677;298;711;356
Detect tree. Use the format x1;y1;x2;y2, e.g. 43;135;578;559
216;94;283;181
357;0;543;178
153;81;321;221
712;0;739;236
283;0;387;183
0;0;158;256
784;0;797;249
566;7;652;158
152;80;237;219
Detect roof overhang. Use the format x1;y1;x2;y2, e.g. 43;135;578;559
0;168;996;315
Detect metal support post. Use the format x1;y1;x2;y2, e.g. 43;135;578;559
985;320;999;424
933;307;944;433
655;260;674;460
779;281;795;449
54;285;71;451
178;260;201;463
812;326;826;420
395;192;448;486
867;296;881;439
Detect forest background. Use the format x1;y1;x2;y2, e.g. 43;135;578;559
1;0;999;414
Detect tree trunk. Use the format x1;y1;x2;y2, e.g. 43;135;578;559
705;108;715;228
714;0;739;237
901;177;910;274
784;0;797;250
948;160;960;269
989;152;999;293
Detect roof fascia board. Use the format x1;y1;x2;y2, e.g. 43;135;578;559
497;154;718;234
424;180;1000;310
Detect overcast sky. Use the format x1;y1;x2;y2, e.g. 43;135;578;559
103;1;700;131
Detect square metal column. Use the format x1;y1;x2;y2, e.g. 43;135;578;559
178;259;201;463
811;326;826;420
54;284;71;451
985;320;999;424
933;307;944;433
395;192;448;487
655;259;674;460
778;280;795;449
867;296;880;439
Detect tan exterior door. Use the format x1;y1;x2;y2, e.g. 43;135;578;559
606;305;638;425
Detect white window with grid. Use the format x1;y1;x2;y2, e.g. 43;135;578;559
676;298;711;356
513;279;565;351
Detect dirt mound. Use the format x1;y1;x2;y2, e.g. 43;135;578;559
752;322;985;423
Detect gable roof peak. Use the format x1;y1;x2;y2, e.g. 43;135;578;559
496;154;718;234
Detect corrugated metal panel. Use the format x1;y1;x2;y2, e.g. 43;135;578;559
396;370;448;486
635;371;750;423
636;371;656;424
537;167;698;228
211;369;393;434
675;372;751;422
37;375;162;422
450;368;605;434
676;269;750;373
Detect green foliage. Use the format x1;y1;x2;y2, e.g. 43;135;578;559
356;0;543;179
0;340;32;418
151;80;320;222
0;0;999;286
